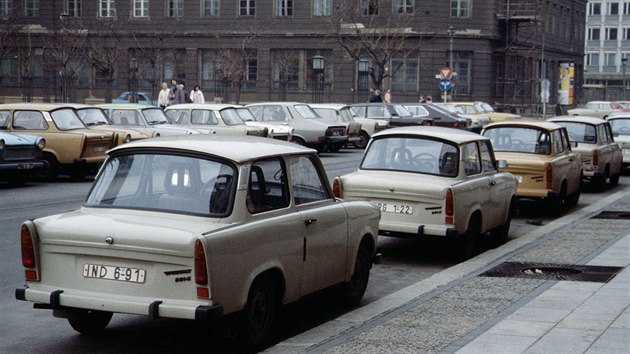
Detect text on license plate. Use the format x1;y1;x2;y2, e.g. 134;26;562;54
377;203;413;214
83;263;146;283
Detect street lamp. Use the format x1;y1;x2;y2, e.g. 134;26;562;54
622;57;627;99
312;55;325;103
358;59;370;101
129;58;138;103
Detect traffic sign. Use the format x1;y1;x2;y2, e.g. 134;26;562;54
439;79;453;91
440;67;452;79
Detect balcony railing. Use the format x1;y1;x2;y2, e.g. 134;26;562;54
496;0;541;21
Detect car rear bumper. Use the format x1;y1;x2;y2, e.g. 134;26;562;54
16;286;223;321
379;221;461;238
0;160;47;171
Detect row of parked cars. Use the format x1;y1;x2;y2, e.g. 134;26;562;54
11;98;629;349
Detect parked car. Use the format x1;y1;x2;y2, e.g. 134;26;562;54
224;104;294;141
165;104;268;137
64;103;157;145
111;91;155;105
16;135;380;349
433;102;490;132
482;120;582;216
245;102;348;153
606;113;630;168
0;103;115;179
350;102;414;126
0;130;47;186
333;126;517;259
443;101;520;123
548;116;622;190
401;103;471;130
309;103;363;151
567;101;623;119
98;104;203;136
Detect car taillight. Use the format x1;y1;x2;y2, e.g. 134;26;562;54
21;223;39;281
592;151;599;169
452;122;460;129
545;162;553;190
194;240;209;298
445;188;454;224
333;178;342;198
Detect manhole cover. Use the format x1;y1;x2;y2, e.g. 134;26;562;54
591;211;630;220
481;262;623;283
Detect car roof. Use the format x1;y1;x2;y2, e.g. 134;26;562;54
0;103;76;112
372;126;487;144
245;102;306;106
309;103;350;110
98;103;159;109
109;135;315;163
166;103;238;110
548;116;608;125
484;120;562;131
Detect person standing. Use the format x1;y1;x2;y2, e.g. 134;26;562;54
158;81;170;109
384;89;392;103
368;88;382;102
190;84;205;104
168;79;185;105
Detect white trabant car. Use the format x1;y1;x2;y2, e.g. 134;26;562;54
548;116;622;191
567;101;623;119
165;104;269;138
606;113;630;168
16;135;380;348
333;126;518;258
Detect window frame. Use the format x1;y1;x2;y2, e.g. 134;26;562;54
450;0;470;18
393;0;414;14
202;0;220;17
99;0;116;18
133;0;148;18
239;0;255;16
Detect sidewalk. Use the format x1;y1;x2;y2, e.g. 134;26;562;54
268;188;630;353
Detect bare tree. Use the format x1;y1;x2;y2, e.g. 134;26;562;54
87;20;124;102
43;17;88;102
131;32;178;103
330;2;424;90
0;10;21;100
270;50;300;101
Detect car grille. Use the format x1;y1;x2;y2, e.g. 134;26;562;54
4;147;38;160
327;127;347;137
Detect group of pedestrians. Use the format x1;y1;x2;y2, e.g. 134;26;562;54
158;79;205;109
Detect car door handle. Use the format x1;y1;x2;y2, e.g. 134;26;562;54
304;219;317;226
489;180;496;186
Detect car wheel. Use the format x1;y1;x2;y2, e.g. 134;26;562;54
67;309;113;335
338;243;371;307
609;172;620;187
455;215;480;260
291;136;306;146
548;183;567;217
353;131;370;149
565;183;581;207
239;273;278;350
36;153;58;181
491;199;514;245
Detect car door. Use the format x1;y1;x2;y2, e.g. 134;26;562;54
454;142;493;233
552;128;581;194
479;140;513;229
600;123;622;174
287;155;347;296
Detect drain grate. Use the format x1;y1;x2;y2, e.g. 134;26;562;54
591;211;630;220
481;262;623;283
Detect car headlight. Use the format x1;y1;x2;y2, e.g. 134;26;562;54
0;139;5;151
37;138;46;150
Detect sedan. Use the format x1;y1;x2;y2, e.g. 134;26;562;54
98;104;203;136
0;131;47;186
165;104;268;137
333;126;517;259
606;113;630;167
16;135;380;350
401;103;471;130
567;101;623;119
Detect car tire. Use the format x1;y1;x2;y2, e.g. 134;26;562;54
37;153;58;181
491;199;515;245
548;183;566;217
354;131;370;149
338;243;371;307
610;172;620;187
239;273;278;350
565;185;581;207
455;216;480;260
67;309;113;335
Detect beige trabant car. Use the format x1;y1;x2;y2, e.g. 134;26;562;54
334;126;518;258
16;135;380;349
443;101;520;123
0;103;115;179
548;116;622;191
165;104;268;138
606;113;630;168
482;121;582;216
567;101;623;119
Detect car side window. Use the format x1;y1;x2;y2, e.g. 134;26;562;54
604;123;614;143
597;125;607;144
462;142;481;176
247;158;290;214
192;110;217;125
262;105;287;122
479;141;496;172
288;155;330;205
13;111;48;130
551;130;563;154
0;111;9;128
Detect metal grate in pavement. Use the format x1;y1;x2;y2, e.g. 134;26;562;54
480;262;623;283
591;211;630;219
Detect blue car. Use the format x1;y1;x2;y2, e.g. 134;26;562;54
0;131;47;186
111;92;155;105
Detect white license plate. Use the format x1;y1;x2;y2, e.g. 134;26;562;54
83;263;146;283
377;203;413;214
515;175;523;183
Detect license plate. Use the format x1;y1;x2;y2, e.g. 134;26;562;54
92;146;107;152
623;149;630;156
515;175;523;183
83;263;146;283
377;203;413;214
17;163;34;170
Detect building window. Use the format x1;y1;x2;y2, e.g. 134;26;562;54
391;55;418;93
394;0;413;14
606;27;618;40
240;0;255;16
588;28;601;40
99;0;115;17
586;53;600;66
275;0;292;16
625;28;630;40
360;0;378;16
608;2;619;15
451;0;469;18
313;0;331;16
244;57;257;89
605;53;617;66
624;3;630;15
452;51;471;95
66;0;81;17
589;2;601;15
133;0;148;17
167;0;183;17
0;0;12;17
272;50;300;92
25;0;38;17
203;0;219;16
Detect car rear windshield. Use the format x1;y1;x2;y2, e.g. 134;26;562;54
143;108;170;125
609;118;630;135
86;153;236;216
483;127;551;154
77;108;110;126
555;122;597;143
361;136;459;177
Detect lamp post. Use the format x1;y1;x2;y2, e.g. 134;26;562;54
129;58;138;103
622;57;627;99
312;55;324;103
358;59;369;102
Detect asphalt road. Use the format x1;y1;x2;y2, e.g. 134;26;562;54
0;148;626;353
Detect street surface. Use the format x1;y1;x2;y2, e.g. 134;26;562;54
0;148;626;353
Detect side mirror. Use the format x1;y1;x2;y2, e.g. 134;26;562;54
496;160;508;169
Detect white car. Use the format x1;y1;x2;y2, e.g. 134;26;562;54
567;101;623;119
309;103;363;150
333;126;517;259
16;135;380;349
165;104;269;137
606;113;630;168
98;104;203;136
